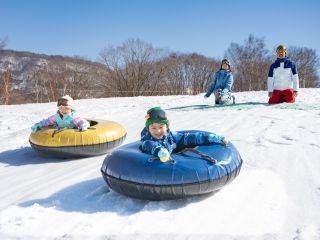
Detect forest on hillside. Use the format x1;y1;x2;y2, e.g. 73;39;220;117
0;35;319;104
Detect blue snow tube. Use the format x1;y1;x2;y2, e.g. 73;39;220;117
101;130;243;200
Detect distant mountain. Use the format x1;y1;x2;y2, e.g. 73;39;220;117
0;49;109;104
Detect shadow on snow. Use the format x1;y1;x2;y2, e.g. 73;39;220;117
19;177;214;215
166;102;320;111
0;147;83;166
166;102;268;111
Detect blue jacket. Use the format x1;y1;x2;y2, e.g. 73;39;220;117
205;69;233;97
267;57;299;92
140;128;224;157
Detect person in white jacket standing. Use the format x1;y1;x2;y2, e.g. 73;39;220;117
267;45;299;104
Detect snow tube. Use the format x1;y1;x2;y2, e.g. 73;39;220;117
101;130;242;200
29;119;126;158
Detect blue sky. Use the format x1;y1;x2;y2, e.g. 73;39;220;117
1;0;320;62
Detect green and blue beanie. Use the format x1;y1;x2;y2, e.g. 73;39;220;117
220;58;231;70
145;107;170;129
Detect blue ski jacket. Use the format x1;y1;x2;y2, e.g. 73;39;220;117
140;128;225;157
205;69;234;97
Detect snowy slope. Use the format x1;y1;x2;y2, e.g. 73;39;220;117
0;89;320;240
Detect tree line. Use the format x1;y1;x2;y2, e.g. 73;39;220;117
98;35;319;96
1;35;319;104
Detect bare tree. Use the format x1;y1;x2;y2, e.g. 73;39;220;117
186;54;219;94
226;34;270;91
29;66;49;103
0;36;8;49
99;39;169;96
286;46;319;88
163;53;218;95
162;56;186;95
2;69;11;104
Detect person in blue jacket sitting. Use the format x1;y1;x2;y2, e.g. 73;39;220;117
140;106;228;162
204;58;234;104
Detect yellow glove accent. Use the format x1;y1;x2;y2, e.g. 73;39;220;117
223;138;228;146
160;156;170;162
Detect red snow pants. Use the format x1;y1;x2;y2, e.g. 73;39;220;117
268;89;295;104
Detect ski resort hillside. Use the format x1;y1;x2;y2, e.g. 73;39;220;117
0;89;320;240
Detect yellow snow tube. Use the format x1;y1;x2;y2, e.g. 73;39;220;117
29;119;126;158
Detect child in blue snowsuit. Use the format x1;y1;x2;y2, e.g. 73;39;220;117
140;107;228;162
31;95;89;133
205;59;234;104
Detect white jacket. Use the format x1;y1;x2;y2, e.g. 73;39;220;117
267;57;299;92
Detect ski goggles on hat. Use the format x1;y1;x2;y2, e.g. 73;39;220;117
221;59;230;65
57;98;70;107
145;109;167;120
276;45;286;52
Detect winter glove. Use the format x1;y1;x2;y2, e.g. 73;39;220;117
79;121;89;131
222;137;228;146
158;148;170;163
208;133;221;143
31;123;42;133
79;125;88;131
208;134;228;146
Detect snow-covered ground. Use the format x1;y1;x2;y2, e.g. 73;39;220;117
0;89;320;240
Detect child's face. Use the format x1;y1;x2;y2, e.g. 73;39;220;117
148;123;168;139
221;63;229;70
276;49;286;59
59;105;72;115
